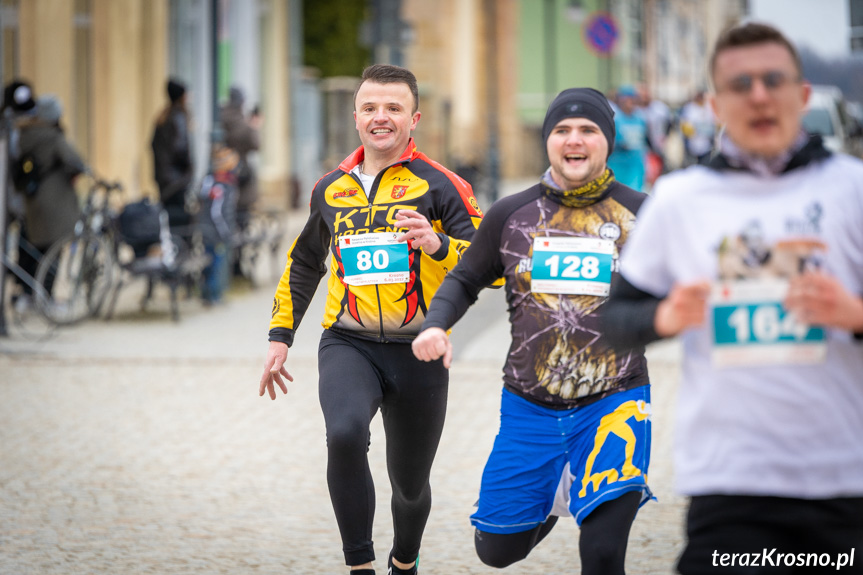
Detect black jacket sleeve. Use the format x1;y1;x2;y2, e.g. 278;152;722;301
421;195;510;331
602;273;665;351
268;186;330;345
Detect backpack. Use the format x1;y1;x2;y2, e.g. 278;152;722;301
118;199;163;258
11;151;41;197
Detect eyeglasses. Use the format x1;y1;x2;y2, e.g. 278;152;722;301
721;70;800;95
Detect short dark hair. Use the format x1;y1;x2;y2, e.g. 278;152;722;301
710;22;802;84
353;64;419;113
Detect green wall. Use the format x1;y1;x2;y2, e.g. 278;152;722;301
518;0;618;124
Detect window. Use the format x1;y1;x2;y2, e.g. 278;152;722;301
73;0;91;158
0;0;19;85
802;108;836;137
851;0;863;52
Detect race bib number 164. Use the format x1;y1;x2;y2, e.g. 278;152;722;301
710;279;825;367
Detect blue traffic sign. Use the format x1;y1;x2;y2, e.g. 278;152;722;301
584;13;619;55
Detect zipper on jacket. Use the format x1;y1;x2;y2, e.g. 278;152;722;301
349;160;411;342
349;167;388;341
374;285;386;342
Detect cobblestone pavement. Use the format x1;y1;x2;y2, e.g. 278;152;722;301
1;199;687;574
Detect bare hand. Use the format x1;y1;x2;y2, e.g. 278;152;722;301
259;341;293;400
412;327;453;368
784;271;863;331
395;210;442;254
654;281;711;337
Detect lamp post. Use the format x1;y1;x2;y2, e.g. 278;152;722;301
485;0;500;202
0;125;9;336
210;0;224;161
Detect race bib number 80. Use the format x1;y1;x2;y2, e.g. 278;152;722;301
530;236;614;296
339;232;410;286
710;279;825;367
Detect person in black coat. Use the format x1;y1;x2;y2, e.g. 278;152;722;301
151;78;193;232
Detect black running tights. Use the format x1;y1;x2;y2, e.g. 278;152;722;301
474;490;642;574
317;330;448;567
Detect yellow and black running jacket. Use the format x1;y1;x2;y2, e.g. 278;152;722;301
269;139;484;345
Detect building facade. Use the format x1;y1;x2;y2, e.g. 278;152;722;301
1;0;294;207
3;0;750;209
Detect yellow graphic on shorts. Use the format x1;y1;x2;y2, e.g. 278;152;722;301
579;400;650;497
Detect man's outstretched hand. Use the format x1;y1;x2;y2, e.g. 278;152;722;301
259;341;293;400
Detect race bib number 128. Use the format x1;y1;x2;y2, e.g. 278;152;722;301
339;233;410;286
531;236;614;296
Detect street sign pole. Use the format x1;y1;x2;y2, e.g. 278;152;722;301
583;11;619;93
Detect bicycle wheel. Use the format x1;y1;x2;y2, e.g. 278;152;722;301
4;277;58;341
35;233;116;325
236;216;264;285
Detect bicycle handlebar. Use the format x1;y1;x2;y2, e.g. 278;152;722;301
95;179;123;192
82;168;124;193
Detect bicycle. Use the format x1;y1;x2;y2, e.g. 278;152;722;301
234;207;288;287
2;216;60;339
34;177;123;325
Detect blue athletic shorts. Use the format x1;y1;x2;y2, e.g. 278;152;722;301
470;385;654;534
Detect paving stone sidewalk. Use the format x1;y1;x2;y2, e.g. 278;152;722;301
1;194;687;574
0;305;685;575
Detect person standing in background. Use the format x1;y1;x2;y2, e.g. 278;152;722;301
15;95;86;299
679;90;717;166
607;85;649;192
152;78;193;232
220;85;261;279
197;144;239;306
220;85;261;229
3;79;39;305
638;84;672;181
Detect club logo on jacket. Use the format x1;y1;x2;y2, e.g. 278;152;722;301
391;185;408;199
599;222;621;241
333;188;359;199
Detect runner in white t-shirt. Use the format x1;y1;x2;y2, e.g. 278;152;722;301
603;22;863;575
679;91;716;165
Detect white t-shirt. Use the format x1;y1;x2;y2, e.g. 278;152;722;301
620;154;863;499
680;101;716;157
643;99;672;151
350;164;376;193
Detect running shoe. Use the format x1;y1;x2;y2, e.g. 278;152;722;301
387;551;418;575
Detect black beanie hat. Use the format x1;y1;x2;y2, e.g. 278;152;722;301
3;80;36;114
541;88;615;156
167;78;187;104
